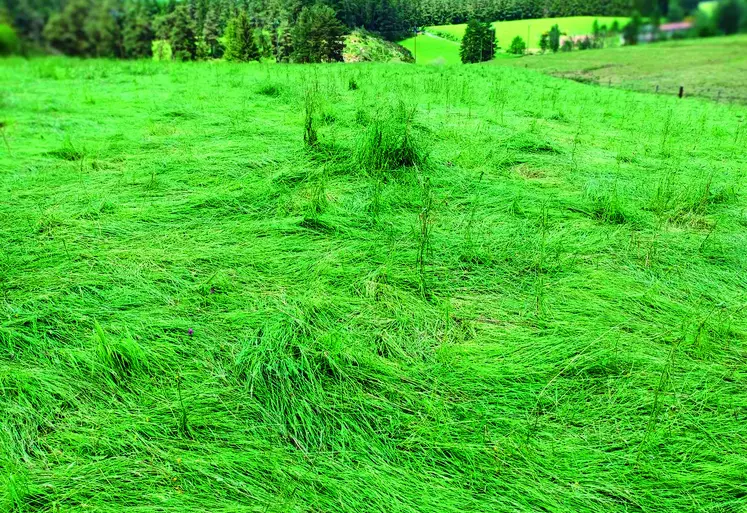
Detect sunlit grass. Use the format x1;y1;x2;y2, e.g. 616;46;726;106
0;56;746;512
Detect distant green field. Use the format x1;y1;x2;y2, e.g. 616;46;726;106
494;34;747;103
399;34;517;65
400;16;630;64
399;33;461;64
432;16;631;49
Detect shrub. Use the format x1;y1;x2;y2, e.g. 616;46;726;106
0;24;20;56
561;39;573;52
715;0;745;34
693;10;718;37
151;39;172;61
539;32;549;53
428;28;460;42
460;18;495;63
507;35;526;55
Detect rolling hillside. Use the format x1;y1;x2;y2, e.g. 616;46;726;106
400;16;630;64
495;34;747;103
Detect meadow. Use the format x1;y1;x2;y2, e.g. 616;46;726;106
1;57;746;512
400;16;630;63
399;33;463;65
497;34;747;103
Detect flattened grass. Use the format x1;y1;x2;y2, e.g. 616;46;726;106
0;57;746;512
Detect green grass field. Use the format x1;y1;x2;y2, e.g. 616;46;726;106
401;16;631;63
496;34;747;103
1;57;746;512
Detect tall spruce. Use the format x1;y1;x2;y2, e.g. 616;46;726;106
123;5;153;58
292;4;345;63
169;4;197;60
459;18;495;63
202;4;221;58
549;24;561;52
623;12;641;45
224;11;259;62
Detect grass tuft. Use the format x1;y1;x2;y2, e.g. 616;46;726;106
256;82;283;97
356;107;426;175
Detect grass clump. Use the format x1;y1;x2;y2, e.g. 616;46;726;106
585;179;628;224
649;172;737;226
45;139;85;161
94;322;148;385
256;81;282;97
356;106;426;175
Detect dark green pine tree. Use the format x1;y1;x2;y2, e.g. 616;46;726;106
272;20;293;63
459;18;495;64
11;0;46;44
85;0;123;57
623;12;641;45
548;24;561;53
196;0;209;34
291;4;345;63
122;5;153;58
223;11;260;62
170;4;197;61
202;4;222;58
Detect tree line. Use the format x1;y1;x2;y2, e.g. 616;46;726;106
4;0;743;61
1;0;357;61
2;0;657;61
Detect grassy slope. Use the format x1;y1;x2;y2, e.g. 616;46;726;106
399;33;462;64
343;30;414;63
1;57;746;512
495;34;747;103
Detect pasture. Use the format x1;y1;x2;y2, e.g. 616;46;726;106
399;32;462;64
1;57;746;512
432;15;630;46
496;34;747;103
